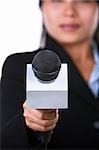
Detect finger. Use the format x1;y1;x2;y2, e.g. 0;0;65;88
23;101;59;120
38;109;56;113
24;110;59;127
23;100;27;108
33;109;58;120
27;113;59;127
24;108;58;120
25;117;57;132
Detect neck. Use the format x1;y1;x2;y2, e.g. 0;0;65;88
62;40;93;63
61;40;95;82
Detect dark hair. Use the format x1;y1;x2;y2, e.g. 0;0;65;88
39;0;99;47
94;21;99;48
39;0;42;7
39;0;99;5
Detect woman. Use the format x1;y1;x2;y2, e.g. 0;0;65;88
1;0;99;149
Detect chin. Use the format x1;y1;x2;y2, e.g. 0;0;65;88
58;38;80;45
56;33;84;44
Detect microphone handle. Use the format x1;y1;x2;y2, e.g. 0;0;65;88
40;130;53;145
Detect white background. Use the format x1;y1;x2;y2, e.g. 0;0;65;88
0;0;42;78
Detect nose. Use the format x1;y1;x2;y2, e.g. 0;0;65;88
62;2;76;17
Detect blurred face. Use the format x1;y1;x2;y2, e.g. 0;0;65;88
41;0;98;45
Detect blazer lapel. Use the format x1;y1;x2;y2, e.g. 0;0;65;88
70;62;99;111
45;34;99;111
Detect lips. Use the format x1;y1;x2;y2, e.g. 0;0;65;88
59;24;80;31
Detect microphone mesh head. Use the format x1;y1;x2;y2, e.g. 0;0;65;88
32;49;61;81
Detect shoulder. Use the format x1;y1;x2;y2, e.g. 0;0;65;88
3;51;35;65
1;50;39;78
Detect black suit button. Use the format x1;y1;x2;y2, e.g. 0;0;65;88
93;121;99;129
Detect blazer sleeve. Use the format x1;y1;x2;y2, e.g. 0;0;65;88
0;53;41;149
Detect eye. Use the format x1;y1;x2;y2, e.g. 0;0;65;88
79;0;93;3
51;0;63;3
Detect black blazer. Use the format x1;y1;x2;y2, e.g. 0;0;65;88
1;35;99;149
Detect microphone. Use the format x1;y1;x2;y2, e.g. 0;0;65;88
31;49;61;146
32;49;61;82
26;49;68;147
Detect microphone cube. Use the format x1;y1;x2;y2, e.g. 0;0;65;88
26;64;68;109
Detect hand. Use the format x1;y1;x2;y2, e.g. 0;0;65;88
23;100;59;132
